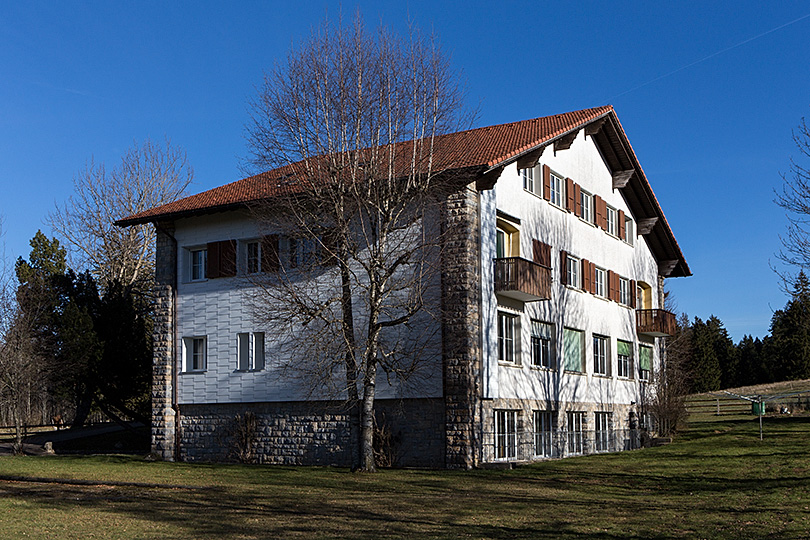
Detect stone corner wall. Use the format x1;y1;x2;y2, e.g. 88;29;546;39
152;222;177;461
441;184;482;469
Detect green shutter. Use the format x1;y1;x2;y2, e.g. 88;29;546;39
640;346;653;370
617;340;632;357
564;329;582;372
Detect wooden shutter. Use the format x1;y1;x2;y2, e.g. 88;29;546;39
630;279;637;308
594;195;604;229
574;183;582;217
542;165;551;201
618;210;626;240
206;240;236;278
566;178;575;212
560;250;568;286
607;270;615;301
206;241;221;278
262;234;280;272
533;239;551;267
581;259;591;292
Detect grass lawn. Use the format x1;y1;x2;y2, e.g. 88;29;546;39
0;414;808;539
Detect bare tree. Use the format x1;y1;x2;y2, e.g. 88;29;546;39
245;16;469;471
775;117;810;289
47;139;192;291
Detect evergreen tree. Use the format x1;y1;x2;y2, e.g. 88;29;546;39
689;317;722;392
766;271;810;381
736;335;765;386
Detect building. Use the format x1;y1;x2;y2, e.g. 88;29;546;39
117;105;689;468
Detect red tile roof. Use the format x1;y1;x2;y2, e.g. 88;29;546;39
116;106;613;226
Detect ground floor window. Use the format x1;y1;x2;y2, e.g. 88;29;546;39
183;336;207;372
566;411;585;455
531;321;554;368
594;412;612;452
495;410;518;460
534;410;556;457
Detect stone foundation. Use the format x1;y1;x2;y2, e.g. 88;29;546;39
177;398;445;467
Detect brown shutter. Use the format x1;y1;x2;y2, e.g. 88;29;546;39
594;195;603;229
582;259;590;292
566;178;575;212
262;234;280;272
222;240;237;277
630;279;637;308
206;241;221;278
607;270;615;302
574;183;582;217
613;272;621;302
533;239;551;267
590;263;597;294
618;210;626;240
560;250;568;286
542;165;551;201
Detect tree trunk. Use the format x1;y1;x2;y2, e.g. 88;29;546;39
360;359;377;472
340;257;361;471
12;409;24;455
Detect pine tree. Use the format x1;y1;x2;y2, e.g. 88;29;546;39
766;271;810;381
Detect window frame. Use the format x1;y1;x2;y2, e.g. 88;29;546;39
563;327;584;373
617;339;633;379
566;411;585;455
566;255;581;289
549;171;564;208
605;205;618;237
624;215;634;245
183;336;207;372
580;189;593;224
237;331;265;371
594;266;606;298
190;248;207;281
497;311;520;365
521;166;540;196
530;320;554;369
619;277;631;306
534;410;556;458
494;409;518;460
245;240;262;274
639;345;653;381
594;412;612;452
593;334;610;376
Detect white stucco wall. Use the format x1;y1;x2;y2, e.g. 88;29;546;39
481;129;662;408
173;211;443;405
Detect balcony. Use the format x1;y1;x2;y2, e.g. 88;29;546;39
494;257;551;302
636;309;676;337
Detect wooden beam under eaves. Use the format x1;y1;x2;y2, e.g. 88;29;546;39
637;217;658;235
658;260;678;277
516;146;545;170
554;130;579;152
477;166;503;191
585;117;608;137
612;170;634;189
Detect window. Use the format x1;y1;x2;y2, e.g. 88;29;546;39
563;328;584;373
534;410;556;457
191;249;207;281
636;282;652;309
498;312;519;364
183;336;207;371
593;335;609;376
619;277;631;306
580;190;593;223
246;241;261;274
606;205;618;236
531;320;554;369
624;216;634;244
495;220;519;259
594;412;612;452
287;237;321;268
237;332;265;371
639;345;653;381
566;255;581;289
617;340;633;378
549;171;564;208
594;267;606;298
521;167;540;196
566;411;585;455
495;410;518;460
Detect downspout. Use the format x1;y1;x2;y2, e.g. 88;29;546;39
170;230;180;462
475;188;484;468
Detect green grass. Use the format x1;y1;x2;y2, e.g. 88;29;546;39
1;415;809;539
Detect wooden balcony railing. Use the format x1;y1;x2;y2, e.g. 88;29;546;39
494;257;551;302
636;309;676;337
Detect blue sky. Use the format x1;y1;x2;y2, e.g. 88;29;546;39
2;1;809;341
